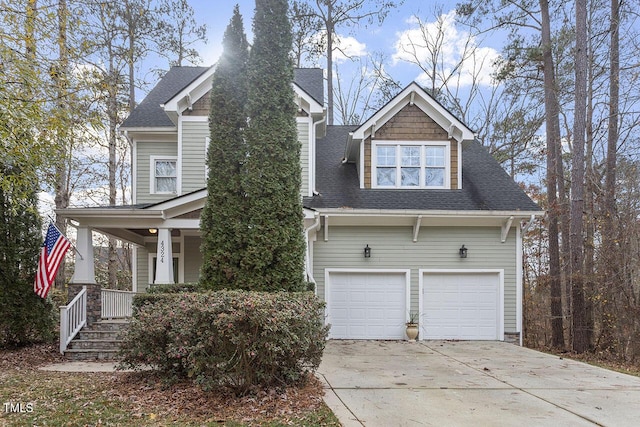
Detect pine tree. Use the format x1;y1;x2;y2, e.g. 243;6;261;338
242;0;306;291
200;5;250;288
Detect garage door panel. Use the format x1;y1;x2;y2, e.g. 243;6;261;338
423;272;501;340
328;272;407;339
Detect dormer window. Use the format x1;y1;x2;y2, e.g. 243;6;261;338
151;156;177;194
373;142;450;189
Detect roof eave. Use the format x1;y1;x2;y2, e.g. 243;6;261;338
119;126;177;133
309;208;544;218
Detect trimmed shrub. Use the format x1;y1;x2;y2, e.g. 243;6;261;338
132;283;205;315
119;290;329;395
130;292;177;316
147;282;203;294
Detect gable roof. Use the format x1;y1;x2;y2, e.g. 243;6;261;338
121;66;210;129
345;82;475;162
122;66;324;130
293;68;324;106
304;126;540;213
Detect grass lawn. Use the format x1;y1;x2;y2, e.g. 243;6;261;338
0;344;341;426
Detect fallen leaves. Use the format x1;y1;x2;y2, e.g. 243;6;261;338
0;344;337;426
106;370;327;425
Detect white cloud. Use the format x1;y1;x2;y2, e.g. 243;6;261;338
333;34;368;62
392;10;501;88
306;31;368;63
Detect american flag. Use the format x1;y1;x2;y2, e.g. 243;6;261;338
34;222;71;298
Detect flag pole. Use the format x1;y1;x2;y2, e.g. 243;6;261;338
47;215;84;261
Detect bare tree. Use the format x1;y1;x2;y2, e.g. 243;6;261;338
157;0;207;67
570;0;589;352
289;0;323;67
538;0;565;349
291;0;402;125
333;53;401;124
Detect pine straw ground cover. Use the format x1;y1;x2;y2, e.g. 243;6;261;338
0;344;340;426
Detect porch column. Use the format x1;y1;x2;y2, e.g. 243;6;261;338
68;226;100;326
70;226;96;284
154;228;174;284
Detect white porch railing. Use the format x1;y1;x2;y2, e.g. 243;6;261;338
101;289;136;319
59;286;87;354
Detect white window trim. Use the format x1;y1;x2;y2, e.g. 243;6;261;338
150;155;178;195
372;141;451;189
148;250;184;285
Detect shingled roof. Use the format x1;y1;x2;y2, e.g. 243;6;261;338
121;66;210;129
122;67;323;129
303;126;540;212
293;68;324;106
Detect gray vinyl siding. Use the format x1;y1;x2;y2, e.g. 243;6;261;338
182;121;208;193
136;141;178;204
183;236;202;283
298;119;310;197
312;226;518;333
136;241;182;292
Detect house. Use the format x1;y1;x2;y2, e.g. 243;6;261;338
57;66;542;344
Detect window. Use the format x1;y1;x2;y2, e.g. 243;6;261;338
151;157;177;194
151;256;179;284
374;143;449;189
425;146;446;187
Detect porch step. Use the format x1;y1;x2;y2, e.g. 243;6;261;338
63;348;120;361
64;319;130;362
68;339;123;350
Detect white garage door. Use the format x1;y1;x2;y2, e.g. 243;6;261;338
327;271;408;339
422;272;502;340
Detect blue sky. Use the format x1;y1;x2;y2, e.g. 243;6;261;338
186;0;502;89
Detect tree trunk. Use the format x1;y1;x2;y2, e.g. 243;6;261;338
54;0;70;288
539;0;564;349
584;44;595;346
326;1;334;125
570;0;588;353
599;0;621;352
108;47;118;288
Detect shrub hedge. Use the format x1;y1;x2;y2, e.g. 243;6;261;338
119;290;329;394
147;282;203;294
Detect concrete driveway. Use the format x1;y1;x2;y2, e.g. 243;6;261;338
318;340;640;426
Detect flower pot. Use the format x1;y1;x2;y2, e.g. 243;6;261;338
406;323;419;341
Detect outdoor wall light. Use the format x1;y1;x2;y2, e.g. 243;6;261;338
459;245;468;258
364;244;371;258
148;228;158;234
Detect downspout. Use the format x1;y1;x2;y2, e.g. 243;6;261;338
304;212;321;291
312;115;326;195
521;214;536;234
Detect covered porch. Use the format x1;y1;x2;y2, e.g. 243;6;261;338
57;189;207;292
55;190;321;354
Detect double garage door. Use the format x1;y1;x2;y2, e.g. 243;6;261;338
327;270;502;340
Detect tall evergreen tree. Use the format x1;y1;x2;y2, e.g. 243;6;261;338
242;0;306;291
0;165;54;348
200;5;250;287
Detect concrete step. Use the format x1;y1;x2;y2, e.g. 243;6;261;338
91;319;130;332
68;339;122;350
64;348;120;361
78;329;123;340
64;319;130;361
